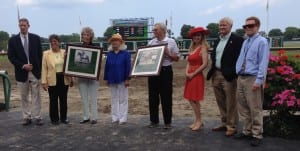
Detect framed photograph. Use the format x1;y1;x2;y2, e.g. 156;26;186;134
63;44;103;80
131;44;166;76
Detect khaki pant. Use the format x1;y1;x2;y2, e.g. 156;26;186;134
212;70;238;130
17;72;42;120
237;76;263;139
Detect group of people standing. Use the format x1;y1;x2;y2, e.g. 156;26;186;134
7;15;269;147
206;16;269;147
7;18;131;126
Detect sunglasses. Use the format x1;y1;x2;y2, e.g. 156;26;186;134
243;24;256;29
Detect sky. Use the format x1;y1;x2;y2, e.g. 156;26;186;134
0;0;299;38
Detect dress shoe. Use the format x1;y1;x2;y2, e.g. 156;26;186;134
35;119;44;126
212;125;227;131
225;129;237;136
234;133;252;140
90;120;97;124
61;120;69;124
51;121;59;125
250;137;262;146
164;124;172;129
80;119;90;124
22;119;32;126
148;123;158;128
119;122;127;125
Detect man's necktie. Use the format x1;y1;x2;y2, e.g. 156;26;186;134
23;35;29;63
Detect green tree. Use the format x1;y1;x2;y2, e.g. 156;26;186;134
103;26;115;39
284;27;299;40
59;33;80;43
0;31;9;51
180;24;194;39
206;23;219;38
268;28;283;37
40;37;49;43
234;28;245;37
259;31;267;37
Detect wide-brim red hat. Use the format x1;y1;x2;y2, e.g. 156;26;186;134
188;27;210;38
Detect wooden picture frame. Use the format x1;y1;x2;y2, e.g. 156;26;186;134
63;44;103;80
131;44;166;76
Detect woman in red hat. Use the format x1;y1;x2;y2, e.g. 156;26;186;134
184;27;209;131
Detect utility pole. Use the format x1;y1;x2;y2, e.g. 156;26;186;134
266;0;270;37
79;16;82;42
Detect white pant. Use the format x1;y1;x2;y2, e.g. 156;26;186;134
78;78;99;120
17;72;42;120
110;83;128;123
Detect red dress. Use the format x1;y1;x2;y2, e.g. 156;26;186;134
184;47;204;101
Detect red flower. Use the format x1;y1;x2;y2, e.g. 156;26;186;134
278;50;286;56
280;55;288;61
280;61;286;65
295;54;300;59
276;66;285;74
293;74;300;80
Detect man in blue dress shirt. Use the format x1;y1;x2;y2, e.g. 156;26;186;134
234;16;270;147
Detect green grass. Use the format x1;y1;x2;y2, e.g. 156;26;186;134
0;55;8;61
283;41;300;47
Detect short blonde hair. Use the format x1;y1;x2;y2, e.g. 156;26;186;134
81;27;94;41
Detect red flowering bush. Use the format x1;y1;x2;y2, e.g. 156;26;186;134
264;50;300;138
264;50;300;111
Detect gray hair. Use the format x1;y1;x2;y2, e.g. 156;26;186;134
219;17;233;27
154;22;167;34
81;27;94;40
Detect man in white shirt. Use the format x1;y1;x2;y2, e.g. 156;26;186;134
147;23;180;129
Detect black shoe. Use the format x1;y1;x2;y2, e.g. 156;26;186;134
91;120;97;124
80;119;90;124
51;121;59;125
234;133;252;140
61;120;69;124
35;119;44;126
164;124;172;129
148;123;158;128
22;119;32;126
251;137;262;147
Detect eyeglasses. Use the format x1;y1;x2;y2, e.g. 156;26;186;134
243;24;256;29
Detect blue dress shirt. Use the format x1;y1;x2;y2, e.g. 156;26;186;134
236;33;270;85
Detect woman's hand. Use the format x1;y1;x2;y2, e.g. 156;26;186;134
186;73;195;80
125;80;129;87
42;84;48;91
69;81;74;87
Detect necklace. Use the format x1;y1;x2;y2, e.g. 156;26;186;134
55;53;60;59
52;50;61;59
